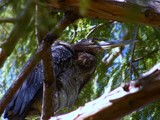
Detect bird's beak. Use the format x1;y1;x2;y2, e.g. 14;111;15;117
96;39;137;49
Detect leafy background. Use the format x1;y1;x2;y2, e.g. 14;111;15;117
0;0;160;119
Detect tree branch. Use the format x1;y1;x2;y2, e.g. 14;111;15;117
86;22;113;39
47;0;160;26
129;48;160;65
0;11;79;116
41;47;56;120
35;4;56;119
129;26;139;80
102;47;123;67
0;0;34;67
50;63;160;120
0;18;18;24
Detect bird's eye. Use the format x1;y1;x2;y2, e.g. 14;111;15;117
89;39;95;44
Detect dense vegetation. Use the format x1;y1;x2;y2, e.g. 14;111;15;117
0;0;160;119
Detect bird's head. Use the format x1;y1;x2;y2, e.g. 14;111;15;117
73;38;136;55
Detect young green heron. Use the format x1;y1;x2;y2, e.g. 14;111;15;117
4;38;134;120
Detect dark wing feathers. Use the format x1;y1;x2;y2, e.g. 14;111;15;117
7;64;44;117
19;66;44;115
4;43;73;119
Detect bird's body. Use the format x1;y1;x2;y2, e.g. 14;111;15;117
4;40;97;120
4;38;134;120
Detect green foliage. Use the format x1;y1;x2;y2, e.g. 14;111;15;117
0;1;160;120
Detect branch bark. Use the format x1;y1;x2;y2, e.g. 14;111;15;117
50;63;160;120
35;4;56;119
47;0;160;26
41;47;56;120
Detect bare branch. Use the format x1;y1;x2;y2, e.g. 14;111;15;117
102;47;123;67
71;25;78;44
50;63;160;120
129;26;139;80
41;47;56;120
35;4;56;119
47;0;160;26
86;23;105;39
0;18;18;24
35;3;50;45
129;48;160;65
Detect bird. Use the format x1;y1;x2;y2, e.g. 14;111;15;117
3;38;134;120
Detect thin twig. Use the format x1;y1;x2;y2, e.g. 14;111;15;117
0;18;18;24
71;25;78;44
131;64;139;77
129;26;139;80
35;4;40;45
1;25;9;35
128;48;160;65
86;23;104;39
33;0;48;7
86;21;114;39
35;4;49;45
102;47;124;67
0;0;11;10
